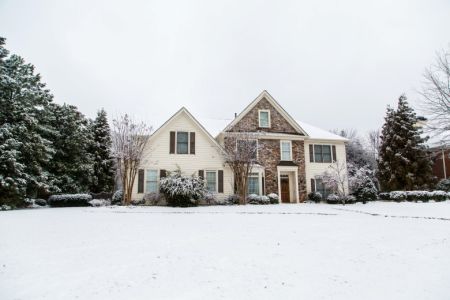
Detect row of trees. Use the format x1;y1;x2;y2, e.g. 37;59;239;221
0;38;115;206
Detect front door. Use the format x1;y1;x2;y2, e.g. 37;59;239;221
280;176;290;203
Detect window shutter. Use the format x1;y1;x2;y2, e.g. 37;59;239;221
262;177;265;195
169;131;175;154
309;144;314;162
190;132;195;154
332;145;337;162
138;169;144;193
198;170;204;179
311;178;316;193
160;169;166;178
218;170;224;193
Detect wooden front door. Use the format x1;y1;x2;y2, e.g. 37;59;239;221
280;177;290;203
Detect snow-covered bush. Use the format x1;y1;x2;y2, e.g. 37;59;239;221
378;192;390;200
436;179;450;192
143;192;164;206
224;194;240;205
350;174;377;203
34;199;47;206
326;194;340;204
246;194;270;204
389;191;407;202
131;198;145;205
1;205;12;211
48;194;92;207
88;199;111;207
201;192;217;205
159;171;206;207
112;190;123;205
260;195;270;204
267;193;279;204
429;191;448;202
308;192;322;203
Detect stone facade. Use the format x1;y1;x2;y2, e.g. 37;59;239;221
228;97;303;135
226;97;307;201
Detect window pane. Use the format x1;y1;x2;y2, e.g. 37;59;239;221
281;141;291;160
146;170;158;193
322;145;332;163
206;171;217;192
177;132;188;154
315;178;329;198
259;111;269;127
247;176;259;195
314;145;323;162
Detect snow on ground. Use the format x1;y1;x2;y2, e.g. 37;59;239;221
1;202;450;300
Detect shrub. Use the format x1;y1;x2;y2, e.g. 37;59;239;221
343;195;356;204
89;199;111;207
247;194;270;205
429;190;448;202
34;199;47;206
267;193;279;204
224;194;240;205
202;192;216;205
48;194;92;207
159;171;206;207
143;192;164;206
389;191;407;202
90;192;113;200
378;192;390;200
1;205;12;211
131;198;145;205
436;179;450;192
352;179;377;202
308;192;322;203
326;194;340;204
112;190;123;205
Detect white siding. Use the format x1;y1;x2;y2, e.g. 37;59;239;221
304;141;349;194
131;111;233;201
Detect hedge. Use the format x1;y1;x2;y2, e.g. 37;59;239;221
48;194;92;207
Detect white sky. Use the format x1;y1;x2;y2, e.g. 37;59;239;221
1;0;449;133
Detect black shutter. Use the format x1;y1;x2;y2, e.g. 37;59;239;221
311;178;316;193
198;170;204;179
262;177;265;195
218;170;224;193
309;144;314;162
332;145;337;162
169;131;175;154
138;169;144;193
160;169;166;178
190;132;195;154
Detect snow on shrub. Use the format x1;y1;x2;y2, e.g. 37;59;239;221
224;194;240;205
429;190;448;202
436;179;450;192
1;205;12;211
326;194;340;204
112;190;123;205
378;192;390;200
246;194;270;205
159;170;206;207
326;194;355;205
131;198;145;205
308;192;322;203
89;199;111;207
389;191;407;202
34;199;47;206
48;194;92;207
267;193;279;204
143;192;164;206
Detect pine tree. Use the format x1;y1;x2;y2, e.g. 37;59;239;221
0;37;55;205
47;103;94;193
89;109;115;193
377;95;434;191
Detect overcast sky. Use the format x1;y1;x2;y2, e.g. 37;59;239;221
1;0;449;134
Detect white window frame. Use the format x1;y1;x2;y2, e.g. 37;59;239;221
176;131;190;154
280;140;292;161
258;109;271;128
205;170;218;193
145;169;159;193
236;139;259;160
247;172;261;195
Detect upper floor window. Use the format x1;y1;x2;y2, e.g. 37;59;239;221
205;171;217;192
259;110;270;128
280;141;292;161
177;131;189;154
311;144;334;163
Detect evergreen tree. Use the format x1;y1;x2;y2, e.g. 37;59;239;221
47;103;94;193
89;109;115;193
0;37;55;205
377;95;434;191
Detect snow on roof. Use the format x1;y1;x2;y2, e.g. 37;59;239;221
295;120;348;142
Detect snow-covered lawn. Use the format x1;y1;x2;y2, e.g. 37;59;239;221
1;202;450;300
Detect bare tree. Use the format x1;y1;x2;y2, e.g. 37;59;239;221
367;129;381;162
420;48;450;142
321;160;348;197
111;114;152;205
221;132;261;205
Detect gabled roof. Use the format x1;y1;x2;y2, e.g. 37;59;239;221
223;90;309;136
150;107;224;150
296;120;348;142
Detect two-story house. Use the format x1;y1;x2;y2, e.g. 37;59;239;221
131;90;348;203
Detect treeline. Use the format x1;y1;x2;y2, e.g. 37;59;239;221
0;37;115;207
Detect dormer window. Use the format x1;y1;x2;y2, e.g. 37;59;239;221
259;110;270;128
